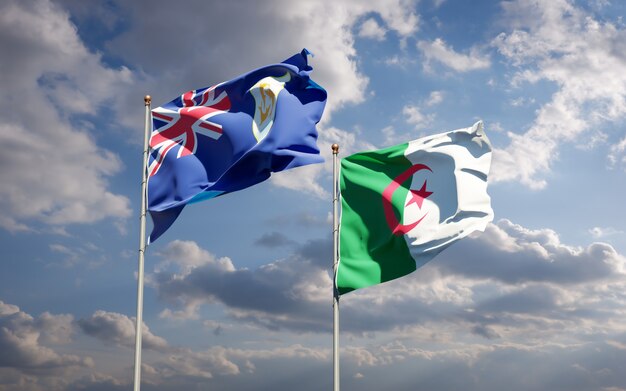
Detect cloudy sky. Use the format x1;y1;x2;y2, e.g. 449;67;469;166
2;0;626;390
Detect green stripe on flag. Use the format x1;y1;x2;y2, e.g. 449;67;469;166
337;143;417;295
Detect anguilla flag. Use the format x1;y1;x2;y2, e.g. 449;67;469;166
147;49;327;243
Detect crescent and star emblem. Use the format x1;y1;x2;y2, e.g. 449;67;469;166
382;164;433;236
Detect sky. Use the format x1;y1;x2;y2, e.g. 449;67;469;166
1;0;626;390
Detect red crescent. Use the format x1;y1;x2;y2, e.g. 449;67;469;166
382;164;432;236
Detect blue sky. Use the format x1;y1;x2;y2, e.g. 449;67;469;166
1;0;626;390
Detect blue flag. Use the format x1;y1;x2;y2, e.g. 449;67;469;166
147;49;327;242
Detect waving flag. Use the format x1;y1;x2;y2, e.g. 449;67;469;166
148;49;327;242
337;121;493;294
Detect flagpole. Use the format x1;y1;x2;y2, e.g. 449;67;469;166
133;95;151;391
332;143;340;391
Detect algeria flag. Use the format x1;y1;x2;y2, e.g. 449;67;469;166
337;121;493;295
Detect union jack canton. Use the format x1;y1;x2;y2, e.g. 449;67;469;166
149;86;231;177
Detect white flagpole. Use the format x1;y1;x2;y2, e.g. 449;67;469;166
133;95;151;391
332;143;340;391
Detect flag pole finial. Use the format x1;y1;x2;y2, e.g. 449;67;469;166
144;95;151;105
332;144;339;154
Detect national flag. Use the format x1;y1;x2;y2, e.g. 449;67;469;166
336;121;493;294
147;49;327;243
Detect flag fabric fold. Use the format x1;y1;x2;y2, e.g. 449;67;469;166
147;49;327;243
336;121;493;295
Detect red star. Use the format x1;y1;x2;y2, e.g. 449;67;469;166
405;180;432;209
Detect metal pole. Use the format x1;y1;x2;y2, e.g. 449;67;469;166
133;95;151;391
332;143;340;391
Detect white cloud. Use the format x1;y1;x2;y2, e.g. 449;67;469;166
490;0;626;188
47;242;107;268
384;55;416;68
609;135;626;170
225;344;328;362
426;90;444;106
270;125;376;198
36;312;74;345
78;310;168;351
381;125;414;146
159;304;204;321
146;216;626;341
107;0;419;118
70;304;330;388
402;104;435;129
438;219;626;285
0;300;92;378
149;239;332;329
358;18;387;41
145;348;235;379
153;239;236;275
254;231;297;248
0;0;132;232
0;301;20;316
137;344;329;388
345;340;434;367
509;97;535;107
589;226;624;239
417;38;490;72
392;93;442;139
